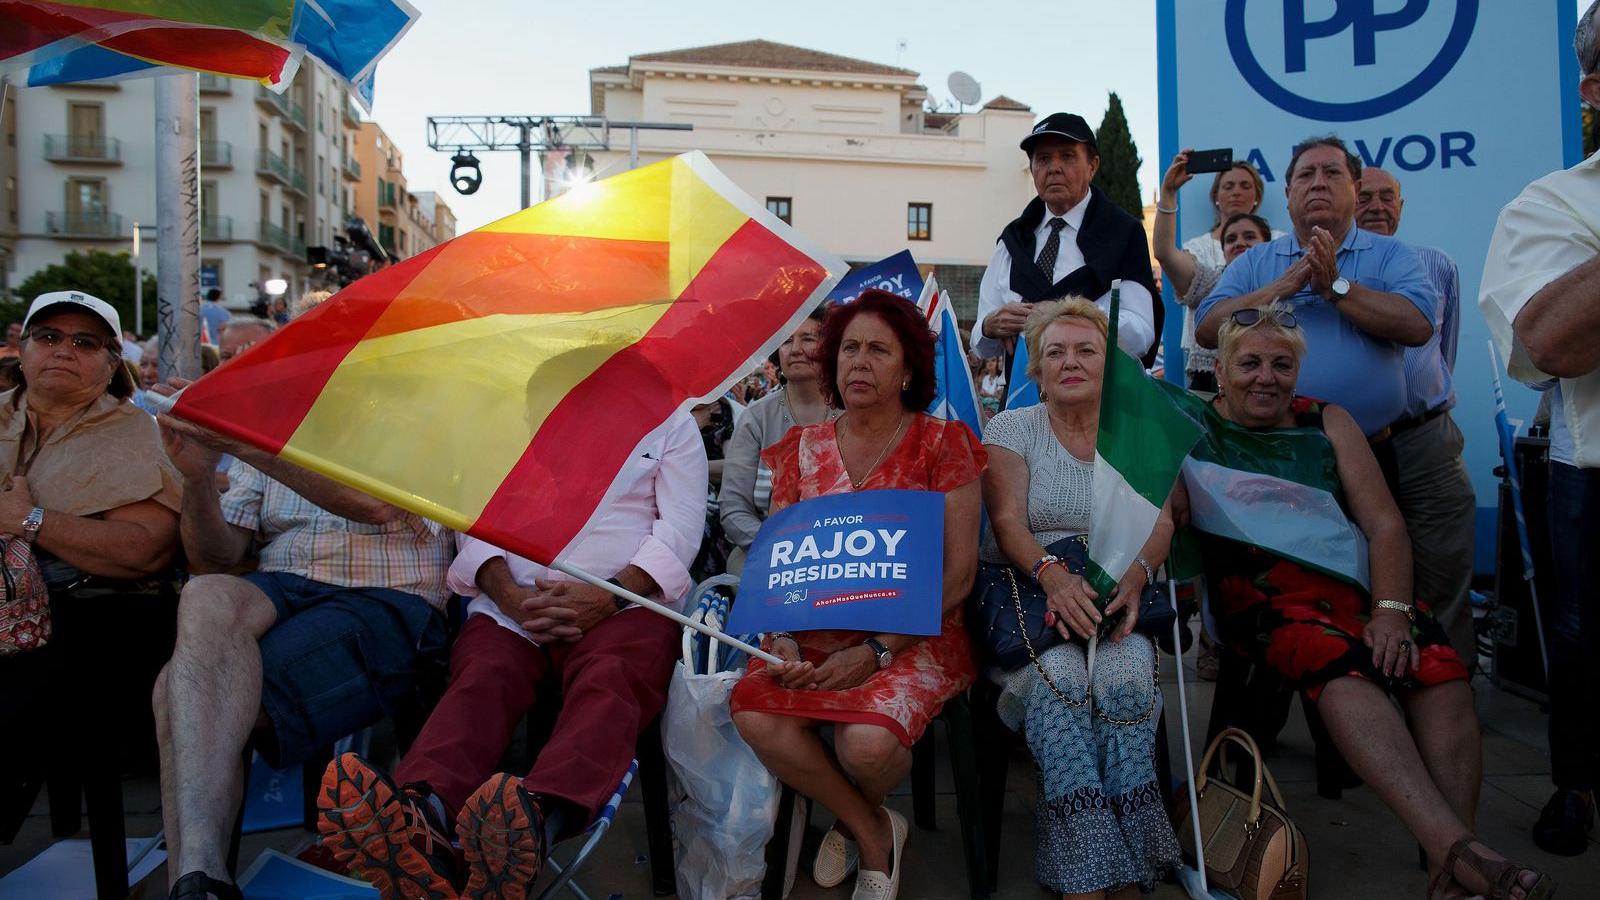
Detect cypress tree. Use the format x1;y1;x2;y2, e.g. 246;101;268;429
1092;92;1144;218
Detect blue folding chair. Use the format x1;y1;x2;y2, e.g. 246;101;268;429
537;759;639;900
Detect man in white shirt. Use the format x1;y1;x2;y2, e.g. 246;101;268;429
316;411;707;898
1479;0;1600;857
971;112;1160;374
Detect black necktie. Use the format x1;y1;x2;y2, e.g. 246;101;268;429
1036;217;1067;281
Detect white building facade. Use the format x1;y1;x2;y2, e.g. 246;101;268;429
9;57;368;314
586;41;1038;319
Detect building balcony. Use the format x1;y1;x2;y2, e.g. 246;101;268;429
198;73;232;94
257;221;306;257
255;148;290;184
341;152;361;181
201;214;233;242
255;85;290;116
378;187;399;211
200;140;232;169
46;210;123;239
43;134;122;165
284;100;308;131
342;99;361;128
286;168;308;196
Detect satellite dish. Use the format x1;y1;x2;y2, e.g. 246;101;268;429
947;71;981;108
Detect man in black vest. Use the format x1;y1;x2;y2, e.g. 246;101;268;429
972;112;1161;371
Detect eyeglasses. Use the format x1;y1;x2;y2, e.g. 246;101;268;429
1229;308;1298;329
27;326;113;353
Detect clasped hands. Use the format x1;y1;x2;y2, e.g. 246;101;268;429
494;577;617;644
767;637;877;693
1039;562;1144;643
1271;226;1342;302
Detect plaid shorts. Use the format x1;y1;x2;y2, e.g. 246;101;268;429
247;572;448;767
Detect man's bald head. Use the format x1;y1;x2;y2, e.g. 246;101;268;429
1356;166;1405;237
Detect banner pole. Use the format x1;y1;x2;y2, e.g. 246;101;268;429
1171;577;1209;895
550;559;782;665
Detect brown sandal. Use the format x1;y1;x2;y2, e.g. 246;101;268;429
1439;837;1557;900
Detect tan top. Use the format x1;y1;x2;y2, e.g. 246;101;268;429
0;388;182;517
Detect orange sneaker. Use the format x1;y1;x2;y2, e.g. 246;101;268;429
456;774;547;900
316;752;460;900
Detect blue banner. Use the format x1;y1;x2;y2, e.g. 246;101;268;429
1006;342;1039;410
726;490;944;636
825;250;924;304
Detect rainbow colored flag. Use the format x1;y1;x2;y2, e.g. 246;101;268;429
0;0;301;85
171;152;844;564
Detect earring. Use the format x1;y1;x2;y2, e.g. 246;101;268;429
902;379;909;390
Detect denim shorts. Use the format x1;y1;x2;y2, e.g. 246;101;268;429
246;571;448;768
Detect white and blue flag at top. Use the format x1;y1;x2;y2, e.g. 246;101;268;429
925;284;985;440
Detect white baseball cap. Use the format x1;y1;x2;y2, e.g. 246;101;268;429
23;290;122;338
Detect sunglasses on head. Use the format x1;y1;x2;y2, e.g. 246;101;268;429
28;326;113;353
1229;308;1298;329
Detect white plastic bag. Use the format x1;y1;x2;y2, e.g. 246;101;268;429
663;662;779;900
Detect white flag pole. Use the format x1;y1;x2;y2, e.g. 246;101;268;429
550;559;781;665
1171;577;1209;896
145;389;780;665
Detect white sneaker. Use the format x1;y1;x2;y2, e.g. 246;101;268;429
812;826;859;888
850;808;906;900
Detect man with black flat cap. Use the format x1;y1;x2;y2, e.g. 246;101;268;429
972;112;1161;374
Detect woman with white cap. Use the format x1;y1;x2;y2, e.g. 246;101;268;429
0;290;182;841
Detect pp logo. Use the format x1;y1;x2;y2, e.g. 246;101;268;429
1226;0;1479;122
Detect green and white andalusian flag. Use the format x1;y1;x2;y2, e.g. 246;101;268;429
1085;283;1206;598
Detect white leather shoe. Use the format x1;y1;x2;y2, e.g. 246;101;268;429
850;808;906;900
812;826;859;888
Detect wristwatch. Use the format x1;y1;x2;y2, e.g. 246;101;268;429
864;637;893;669
1329;276;1352;303
1373;599;1415;623
21;506;42;544
605;576;629;612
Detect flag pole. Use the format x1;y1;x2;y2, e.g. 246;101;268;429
1486;341;1552;682
1170;575;1210;896
550;559;783;665
145;386;783;665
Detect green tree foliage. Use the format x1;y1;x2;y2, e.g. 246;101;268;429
14;250;157;336
1092;92;1144;219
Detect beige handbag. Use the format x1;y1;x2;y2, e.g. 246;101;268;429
1172;727;1309;900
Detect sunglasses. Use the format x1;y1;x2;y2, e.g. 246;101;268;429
1229;308;1298;329
28;326;114;353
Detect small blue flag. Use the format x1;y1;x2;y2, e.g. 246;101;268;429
927;290;984;438
825;250;924;304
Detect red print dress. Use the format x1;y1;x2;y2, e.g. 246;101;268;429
729;414;986;747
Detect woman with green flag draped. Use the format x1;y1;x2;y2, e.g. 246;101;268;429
1181;303;1554;900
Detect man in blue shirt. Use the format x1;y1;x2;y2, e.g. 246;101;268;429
1197;136;1434;459
1356;166;1476;672
200;288;231;344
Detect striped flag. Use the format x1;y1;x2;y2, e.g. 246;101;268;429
1179;396;1372;592
1;0;302;86
1085;283;1205;598
926;284;984;439
171;152;844;565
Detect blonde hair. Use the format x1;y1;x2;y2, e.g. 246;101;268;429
1215;301;1307;371
1022;297;1109;382
291;290;334;319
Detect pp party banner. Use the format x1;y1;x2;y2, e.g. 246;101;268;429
824;250;924;304
726;490;944;636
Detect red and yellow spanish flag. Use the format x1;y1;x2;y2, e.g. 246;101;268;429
172;152;844;563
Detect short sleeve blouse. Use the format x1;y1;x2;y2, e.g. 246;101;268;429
978;404;1092;562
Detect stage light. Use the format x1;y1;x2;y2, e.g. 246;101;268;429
450;151;482;195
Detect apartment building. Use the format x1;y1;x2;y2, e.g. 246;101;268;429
6;57;436;310
351;121;455;262
586;40;1037;318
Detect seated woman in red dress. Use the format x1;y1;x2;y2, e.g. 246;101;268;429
732;290;985;900
1179;303;1553;900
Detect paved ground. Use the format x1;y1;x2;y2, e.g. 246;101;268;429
4;649;1597;899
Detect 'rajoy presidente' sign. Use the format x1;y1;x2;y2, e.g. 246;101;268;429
726;490;944;637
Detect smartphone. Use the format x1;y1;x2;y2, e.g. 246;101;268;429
1187;148;1234;174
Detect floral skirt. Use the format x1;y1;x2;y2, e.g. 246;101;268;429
1213;548;1468;701
997;635;1180;894
730;609;975;746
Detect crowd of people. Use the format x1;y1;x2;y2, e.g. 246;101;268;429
5;9;1600;900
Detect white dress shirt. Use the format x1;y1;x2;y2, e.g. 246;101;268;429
971;191;1155;361
449;411;709;641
